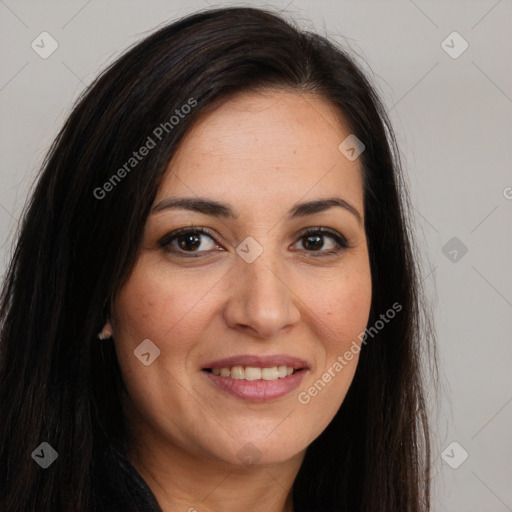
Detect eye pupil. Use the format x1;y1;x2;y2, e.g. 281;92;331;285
304;235;323;250
178;233;201;251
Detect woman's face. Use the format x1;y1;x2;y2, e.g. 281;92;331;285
111;89;372;469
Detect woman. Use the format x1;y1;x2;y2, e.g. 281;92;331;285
0;6;436;512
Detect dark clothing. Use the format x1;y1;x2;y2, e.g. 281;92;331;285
92;444;162;512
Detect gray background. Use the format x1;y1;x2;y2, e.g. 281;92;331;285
1;1;511;510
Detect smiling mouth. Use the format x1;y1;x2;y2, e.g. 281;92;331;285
202;365;307;402
203;365;302;381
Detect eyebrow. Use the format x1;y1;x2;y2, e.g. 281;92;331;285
151;196;362;225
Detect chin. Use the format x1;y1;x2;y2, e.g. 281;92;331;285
211;435;307;469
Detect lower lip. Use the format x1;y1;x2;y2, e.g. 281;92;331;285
202;369;307;402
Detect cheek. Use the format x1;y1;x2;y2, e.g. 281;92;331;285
110;265;206;435
110;256;220;411
112;256;212;347
304;261;372;352
295;261;371;431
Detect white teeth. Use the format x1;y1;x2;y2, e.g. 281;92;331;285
261;367;278;380
277;365;288;378
244;367;262;380
231;366;244;380
208;365;298;380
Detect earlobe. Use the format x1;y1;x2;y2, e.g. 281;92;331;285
97;320;113;340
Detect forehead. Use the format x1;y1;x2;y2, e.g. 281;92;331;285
156;89;364;214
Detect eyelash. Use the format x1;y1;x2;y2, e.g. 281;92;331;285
158;227;350;258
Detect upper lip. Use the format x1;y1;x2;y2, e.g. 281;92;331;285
202;354;310;370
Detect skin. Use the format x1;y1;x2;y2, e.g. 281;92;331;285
108;88;372;512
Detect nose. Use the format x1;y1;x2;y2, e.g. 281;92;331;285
222;248;301;339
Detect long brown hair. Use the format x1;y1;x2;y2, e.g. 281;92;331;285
0;7;436;511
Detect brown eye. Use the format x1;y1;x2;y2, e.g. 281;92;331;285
176;232;202;251
293;228;349;256
302;234;324;251
158;228;222;256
